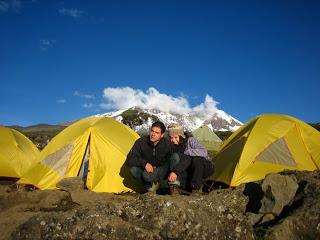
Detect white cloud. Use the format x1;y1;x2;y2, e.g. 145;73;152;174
39;39;56;51
101;86;219;119
0;0;21;13
59;8;85;18
56;99;66;104
192;95;219;119
73;90;95;99
82;103;93;109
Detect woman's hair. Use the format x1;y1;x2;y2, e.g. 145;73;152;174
184;131;193;138
178;133;188;149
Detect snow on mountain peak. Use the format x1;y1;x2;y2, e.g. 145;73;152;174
95;106;242;133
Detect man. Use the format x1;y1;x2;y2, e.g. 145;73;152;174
126;121;173;192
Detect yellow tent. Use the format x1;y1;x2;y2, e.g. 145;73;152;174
0;126;39;179
212;114;320;186
19;117;142;193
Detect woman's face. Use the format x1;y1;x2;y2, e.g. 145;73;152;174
170;134;180;145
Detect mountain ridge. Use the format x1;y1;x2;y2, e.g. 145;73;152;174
95;106;243;133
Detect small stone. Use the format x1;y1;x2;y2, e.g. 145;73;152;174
227;214;233;220
217;206;225;213
235;226;241;233
56;223;62;231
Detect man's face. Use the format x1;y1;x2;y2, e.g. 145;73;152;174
149;126;164;143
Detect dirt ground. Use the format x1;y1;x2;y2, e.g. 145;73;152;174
1;170;320;240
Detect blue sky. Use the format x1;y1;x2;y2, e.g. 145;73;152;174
1;0;319;126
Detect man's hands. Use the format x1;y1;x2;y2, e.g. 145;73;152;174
145;163;177;182
145;163;154;173
168;172;177;182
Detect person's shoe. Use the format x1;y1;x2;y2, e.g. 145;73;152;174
169;184;181;196
147;182;160;193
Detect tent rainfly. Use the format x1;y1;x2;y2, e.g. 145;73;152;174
0;126;39;179
212;114;320;186
19;117;143;193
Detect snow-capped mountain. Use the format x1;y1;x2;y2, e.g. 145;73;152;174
95;106;242;133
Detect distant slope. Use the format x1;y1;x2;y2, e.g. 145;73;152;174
6;119;318;151
12;124;66;150
309;123;320;132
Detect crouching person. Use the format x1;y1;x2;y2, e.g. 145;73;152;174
126;121;173;193
168;124;214;194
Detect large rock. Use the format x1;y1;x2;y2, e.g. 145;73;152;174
260;173;298;216
263;171;320;240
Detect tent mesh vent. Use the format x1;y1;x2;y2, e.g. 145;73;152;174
42;143;73;176
255;137;297;167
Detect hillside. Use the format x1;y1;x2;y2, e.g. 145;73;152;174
12;124;66;150
309;123;320;132
8;120;320;151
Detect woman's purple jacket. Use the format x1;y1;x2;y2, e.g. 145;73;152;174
184;137;208;159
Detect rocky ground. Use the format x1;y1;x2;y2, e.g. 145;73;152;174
1;170;320;240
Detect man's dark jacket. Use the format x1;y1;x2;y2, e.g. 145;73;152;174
126;136;173;168
126;136;191;177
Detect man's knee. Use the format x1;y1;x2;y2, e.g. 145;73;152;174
129;166;143;179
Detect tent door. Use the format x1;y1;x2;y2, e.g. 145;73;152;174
78;135;90;187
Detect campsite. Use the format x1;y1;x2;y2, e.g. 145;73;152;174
1;114;320;239
2;1;319;239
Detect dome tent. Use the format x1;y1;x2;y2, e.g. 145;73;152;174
0;126;39;179
212;114;320;187
192;125;222;152
19;117;142;193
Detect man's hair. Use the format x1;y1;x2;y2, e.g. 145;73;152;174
151;121;166;134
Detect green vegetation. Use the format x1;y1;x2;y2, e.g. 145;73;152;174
13;124;66;150
121;109;158;128
215;131;233;141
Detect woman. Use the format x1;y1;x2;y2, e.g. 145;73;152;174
167;124;214;193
